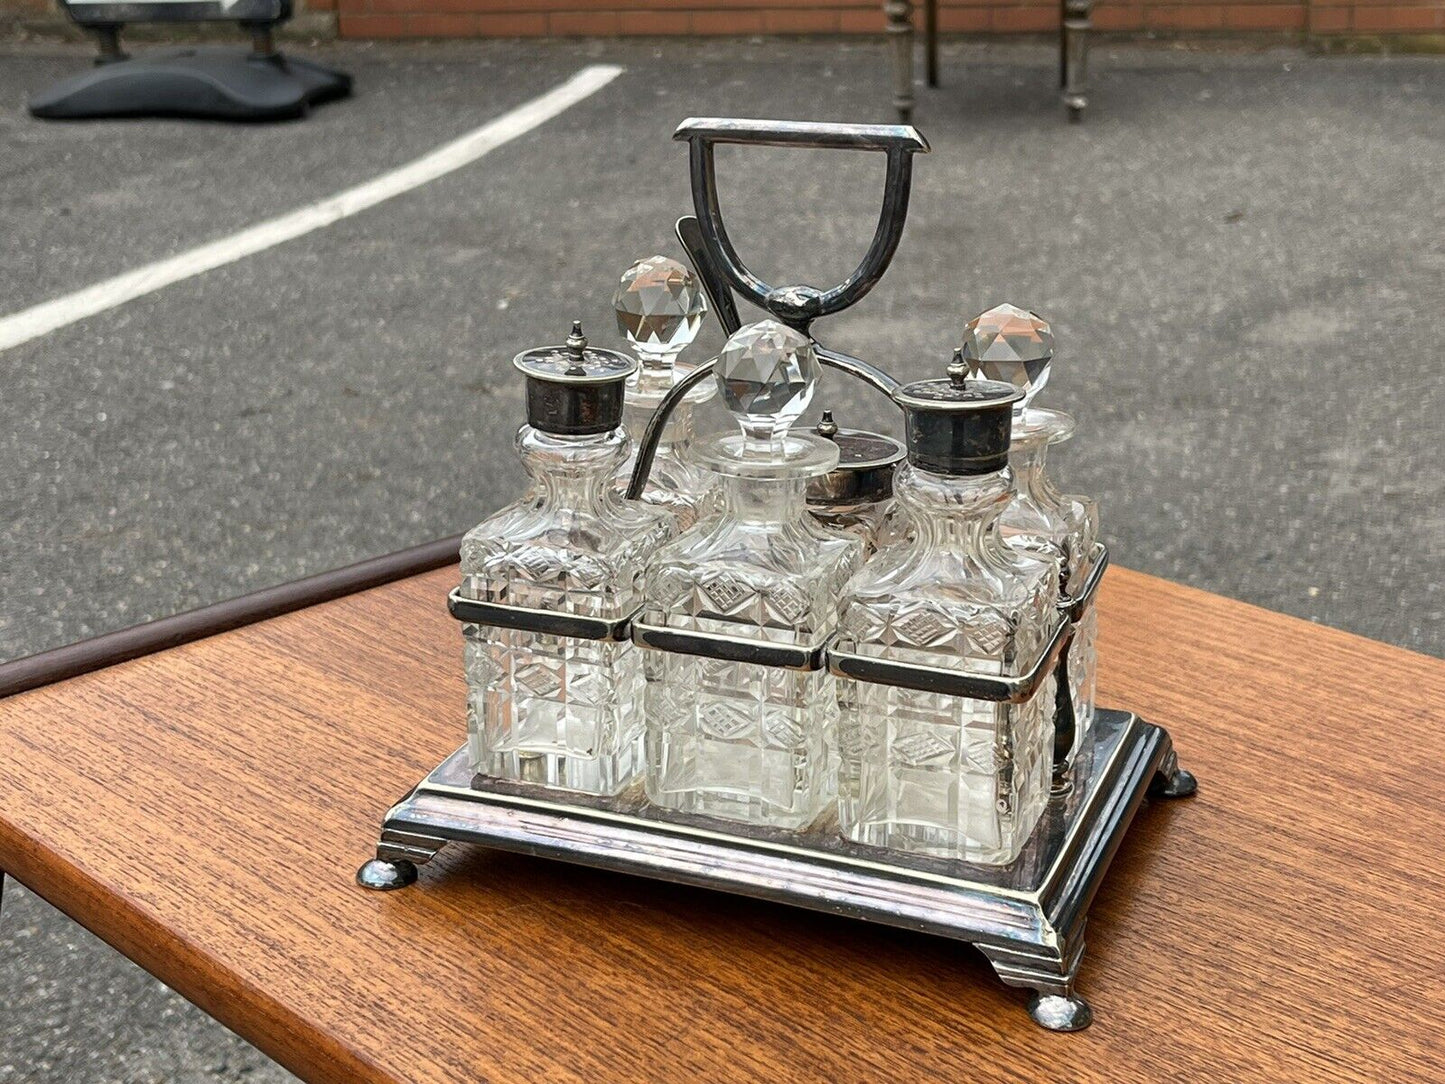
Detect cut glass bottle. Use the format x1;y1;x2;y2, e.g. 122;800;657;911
963;304;1099;736
610;255;717;530
835;370;1061;865
641;320;863;829
460;323;675;796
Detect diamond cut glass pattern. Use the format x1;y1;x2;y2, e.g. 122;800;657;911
460;424;674;796
835;462;1060;864
642;513;861;827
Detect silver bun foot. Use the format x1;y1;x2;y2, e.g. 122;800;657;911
1028;992;1094;1031
357;858;418;891
1149;749;1198;799
1153;766;1198;798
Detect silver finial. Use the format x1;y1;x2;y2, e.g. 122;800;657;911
948;349;969;387
565;320;587;375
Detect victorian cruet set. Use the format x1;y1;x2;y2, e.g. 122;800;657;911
358;117;1195;1032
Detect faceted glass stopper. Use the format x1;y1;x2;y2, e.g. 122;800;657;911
613;255;707;365
961;303;1054;408
716;319;820;449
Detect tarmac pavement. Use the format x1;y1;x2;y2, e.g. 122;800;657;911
0;35;1441;1083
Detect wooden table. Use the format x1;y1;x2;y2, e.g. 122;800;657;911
2;555;1442;1082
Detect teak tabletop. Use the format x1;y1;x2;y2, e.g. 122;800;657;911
1;562;1442;1083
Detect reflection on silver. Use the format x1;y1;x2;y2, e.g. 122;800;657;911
360;709;1192;1031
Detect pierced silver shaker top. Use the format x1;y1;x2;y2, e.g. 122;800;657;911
514;321;637;436
893;358;1023;476
807;409;906;506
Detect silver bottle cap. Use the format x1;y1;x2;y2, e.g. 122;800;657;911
806;410;906;506
893;356;1023;475
513;321;637;436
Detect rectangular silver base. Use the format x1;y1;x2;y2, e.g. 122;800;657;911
361;708;1190;1031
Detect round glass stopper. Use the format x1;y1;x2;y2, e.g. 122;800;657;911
613;255;707;364
716;319;820;448
961;303;1054;408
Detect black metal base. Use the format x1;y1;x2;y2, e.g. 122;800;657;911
28;48;351;121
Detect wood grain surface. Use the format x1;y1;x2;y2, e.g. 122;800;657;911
1;566;1442;1083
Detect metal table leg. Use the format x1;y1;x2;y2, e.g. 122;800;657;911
1061;0;1092;121
884;0;916;123
925;0;939;88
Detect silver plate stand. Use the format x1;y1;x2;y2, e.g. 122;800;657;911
359;707;1194;1031
359;121;1196;1032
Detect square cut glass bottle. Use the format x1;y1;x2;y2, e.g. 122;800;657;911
643;468;861;828
460;329;673;796
961;303;1099;741
999;408;1099;736
640;320;862;830
835;376;1060;865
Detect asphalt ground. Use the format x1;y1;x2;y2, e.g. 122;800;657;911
1;35;1442;1083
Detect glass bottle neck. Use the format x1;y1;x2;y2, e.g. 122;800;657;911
720;473;811;525
622;397;695;452
517;425;628;507
895;462;1015;556
624;354;706;452
1008;430;1063;509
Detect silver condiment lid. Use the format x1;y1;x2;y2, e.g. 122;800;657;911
893;354;1023;475
513;321;637;436
806;410;906;506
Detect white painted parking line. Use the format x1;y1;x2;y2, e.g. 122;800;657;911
0;63;624;354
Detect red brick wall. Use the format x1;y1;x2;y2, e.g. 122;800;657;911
1;0;1433;34
1310;0;1445;30
334;0;1444;39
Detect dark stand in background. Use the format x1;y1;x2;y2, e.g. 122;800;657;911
887;0;1093;123
28;0;350;121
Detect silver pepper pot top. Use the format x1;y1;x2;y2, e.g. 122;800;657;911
513;321;637;436
806;409;906;507
892;355;1023;475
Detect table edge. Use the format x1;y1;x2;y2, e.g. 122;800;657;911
0;534;464;700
